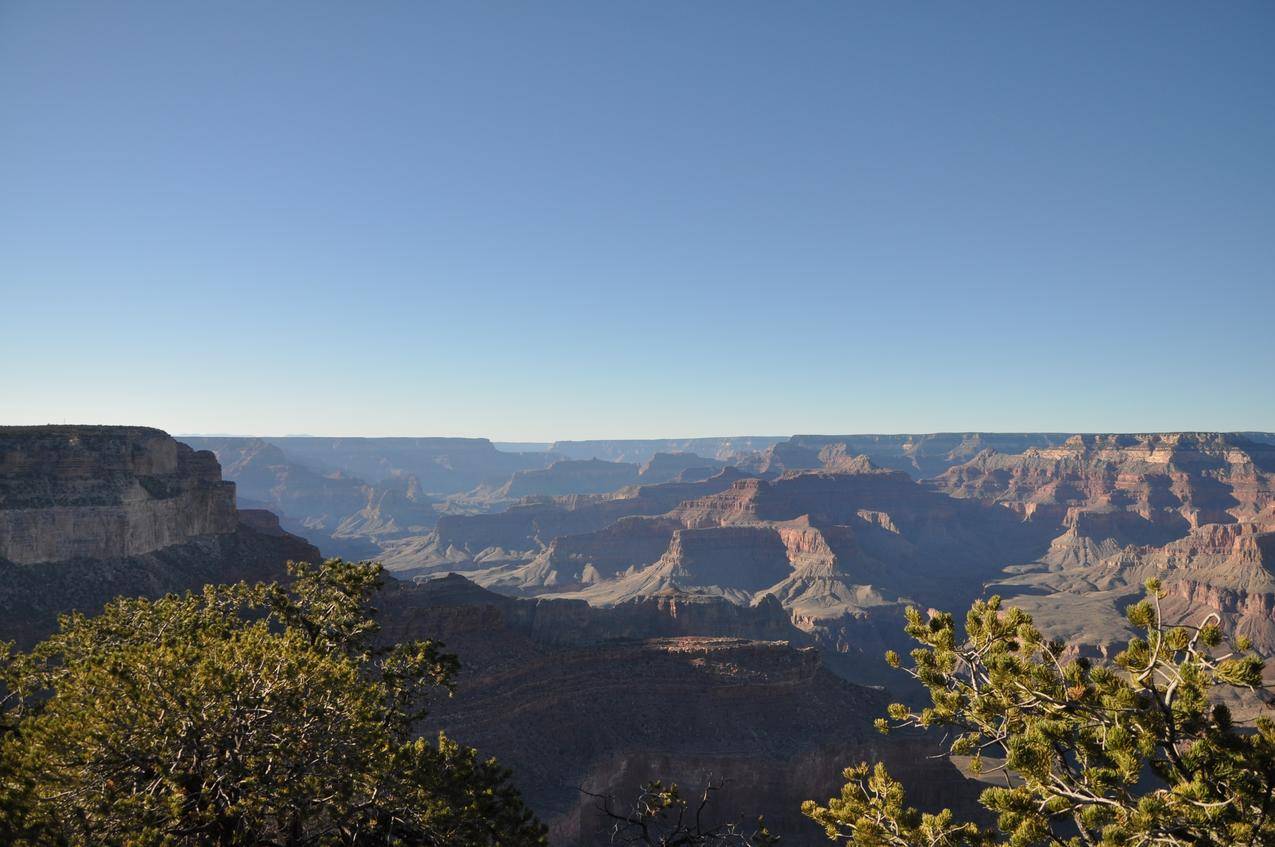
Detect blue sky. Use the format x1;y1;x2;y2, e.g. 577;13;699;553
2;2;1272;440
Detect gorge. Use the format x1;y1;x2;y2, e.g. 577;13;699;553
4;425;1273;843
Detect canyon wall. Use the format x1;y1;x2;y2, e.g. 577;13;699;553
0;426;318;645
756;433;1075;478
0;426;238;565
934;433;1275;652
380;575;982;845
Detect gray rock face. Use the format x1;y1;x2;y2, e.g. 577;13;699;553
0;426;238;565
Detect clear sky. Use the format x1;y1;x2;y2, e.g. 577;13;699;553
2;2;1272;441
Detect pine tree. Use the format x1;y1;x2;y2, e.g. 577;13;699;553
804;580;1275;846
0;559;546;847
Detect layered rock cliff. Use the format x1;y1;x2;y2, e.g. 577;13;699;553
380;469;752;576
0;426;318;645
184;437;440;558
747;433;1074;479
498;458;641;499
0;426;238;565
934;433;1275;652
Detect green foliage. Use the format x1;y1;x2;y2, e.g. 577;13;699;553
802;763;986;847
804;587;1275;846
0;559;546;847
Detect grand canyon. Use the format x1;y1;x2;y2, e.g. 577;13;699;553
6;6;1271;843
4;425;1272;842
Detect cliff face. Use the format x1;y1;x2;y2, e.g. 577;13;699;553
0;426;238;565
638;451;726;482
499;458;640;499
0;426;318;646
381;469;752;576
185;437;440;559
936;433;1273;529
934;434;1275;652
478;516;684;593
749;433;1075;479
386;573;805;645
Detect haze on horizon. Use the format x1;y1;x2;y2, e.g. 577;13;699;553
2;2;1273;441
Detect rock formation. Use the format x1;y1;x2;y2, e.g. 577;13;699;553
185;437;453;558
933;433;1275;652
379;469;752;577
463;452;729;507
378;575;983;845
0;426;318;645
637;451;727;482
748;433;1074;478
0;426;238;564
497;458;642;498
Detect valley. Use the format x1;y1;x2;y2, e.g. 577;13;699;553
5;425;1273;844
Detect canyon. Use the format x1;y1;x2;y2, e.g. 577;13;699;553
178;429;1275;675
377;431;1275;691
378;574;982;844
0;426;984;844
7;426;1275;843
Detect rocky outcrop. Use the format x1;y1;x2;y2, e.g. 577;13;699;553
0;426;238;565
0;426;319;646
387;573;804;645
380;469;753;576
936;433;1274;527
638;452;726;482
576;526;794;605
758;433;1075;479
498;458;641;498
936;434;1275;652
485;454;727;503
332;474;439;540
478;516;683;593
184;437;441;558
